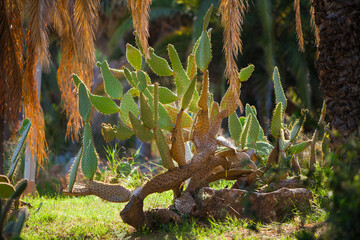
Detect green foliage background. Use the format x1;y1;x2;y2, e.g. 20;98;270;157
325;131;360;239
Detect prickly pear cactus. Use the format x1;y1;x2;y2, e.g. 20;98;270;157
65;8;320;229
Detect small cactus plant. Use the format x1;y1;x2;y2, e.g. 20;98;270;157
0;119;31;239
5;119;31;181
0;178;28;240
65;9;319;228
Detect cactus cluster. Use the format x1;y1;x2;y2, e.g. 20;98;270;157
0;119;31;239
66;8;320;228
228;66;311;181
0;178;28;240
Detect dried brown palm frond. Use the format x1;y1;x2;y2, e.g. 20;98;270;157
57;38;83;141
55;0;76;97
62;60;93;141
56;0;81;141
55;0;99;140
25;0;54;68
0;0;24;127
74;0;99;66
294;0;304;52
1;0;100;171
219;0;248;111
24;37;47;169
127;0;152;58
23;0;54;168
309;1;319;47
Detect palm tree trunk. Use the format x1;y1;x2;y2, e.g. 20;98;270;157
313;0;360;146
0;114;4;174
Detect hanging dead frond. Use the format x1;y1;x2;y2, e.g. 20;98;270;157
294;0;304;52
55;0;99;141
0;0;24;127
127;0;152;58
52;0;66;35
309;1;319;47
74;0;99;66
23;0;54;168
24;37;47;169
25;0;54;68
219;0;248;111
55;0;80;141
57;39;83;141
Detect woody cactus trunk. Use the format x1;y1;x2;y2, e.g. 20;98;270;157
64;8;316;228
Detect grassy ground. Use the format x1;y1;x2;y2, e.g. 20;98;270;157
21;187;326;239
21;158;328;239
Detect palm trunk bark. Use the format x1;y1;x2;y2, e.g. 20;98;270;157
312;0;360;146
0;114;4;174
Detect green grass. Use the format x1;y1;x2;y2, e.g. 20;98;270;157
20;188;325;239
22;191;173;239
22;196;127;239
20;160;328;239
19;162;328;239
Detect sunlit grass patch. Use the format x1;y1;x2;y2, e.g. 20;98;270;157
21;193;325;239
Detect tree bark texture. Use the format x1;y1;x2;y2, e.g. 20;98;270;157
0;115;4;174
313;0;360;146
